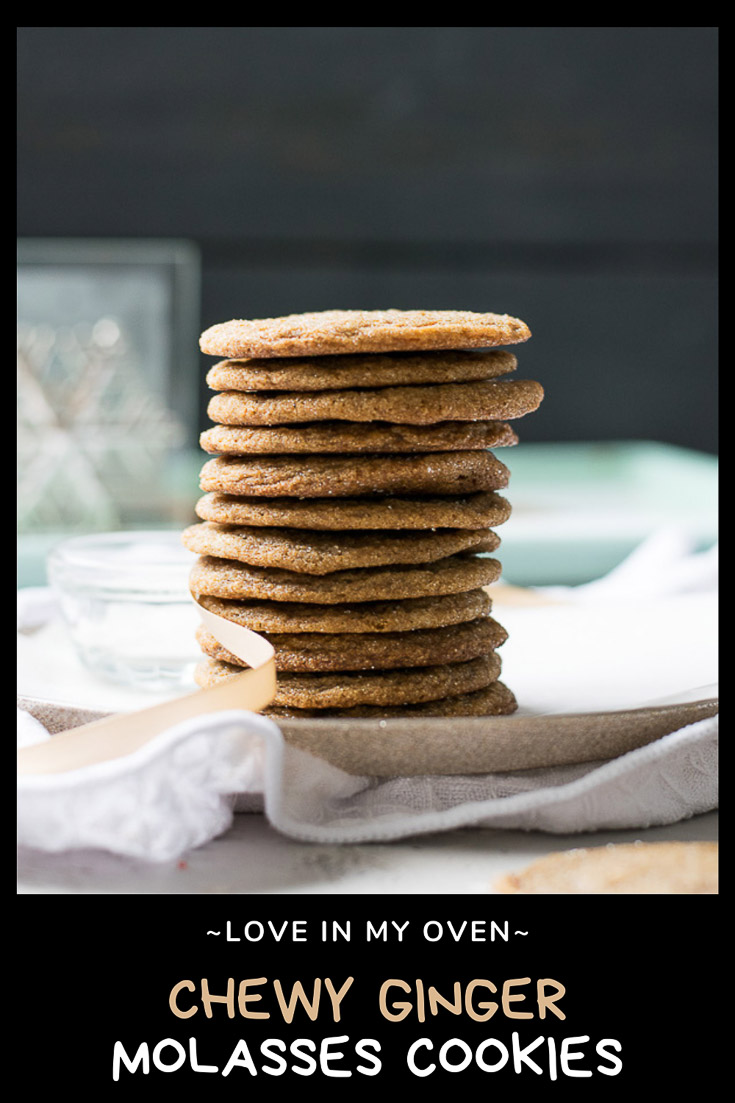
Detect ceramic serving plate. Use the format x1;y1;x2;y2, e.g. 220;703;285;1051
16;692;718;777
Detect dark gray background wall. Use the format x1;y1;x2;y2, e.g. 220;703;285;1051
17;26;718;450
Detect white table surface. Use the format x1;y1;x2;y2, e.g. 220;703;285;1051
18;809;717;894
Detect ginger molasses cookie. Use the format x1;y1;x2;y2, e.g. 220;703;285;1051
266;680;518;718
195;589;492;634
207;378;544;427
206;348;517;392
199;309;531;359
495;842;718;895
190;553;501;603
195;615;507;673
194;654;502;707
195;490;512;531
182;521;499;574
200;420;518;455
200;451;510;498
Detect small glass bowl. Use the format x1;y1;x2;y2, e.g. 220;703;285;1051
47;530;201;691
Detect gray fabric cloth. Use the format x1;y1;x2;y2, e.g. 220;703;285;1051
18;705;717;859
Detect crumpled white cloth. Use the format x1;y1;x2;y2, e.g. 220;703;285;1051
17;528;718;861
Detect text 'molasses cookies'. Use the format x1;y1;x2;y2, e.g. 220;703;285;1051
184;308;543;717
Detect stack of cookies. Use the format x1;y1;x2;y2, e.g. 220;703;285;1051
183;309;543;718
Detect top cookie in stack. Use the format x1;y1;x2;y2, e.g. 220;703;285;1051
184;309;543;718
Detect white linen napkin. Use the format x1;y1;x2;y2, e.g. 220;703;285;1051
17;529;718;861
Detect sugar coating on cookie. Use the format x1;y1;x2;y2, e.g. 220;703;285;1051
199;309;531;359
495;842;719;894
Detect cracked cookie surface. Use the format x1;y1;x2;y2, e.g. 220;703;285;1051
199;309;531;359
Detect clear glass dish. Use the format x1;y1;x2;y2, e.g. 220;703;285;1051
47;530;200;691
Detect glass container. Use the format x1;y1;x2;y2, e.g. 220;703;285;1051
47;530;200;691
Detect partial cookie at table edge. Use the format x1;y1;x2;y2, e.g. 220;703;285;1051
494;842;719;894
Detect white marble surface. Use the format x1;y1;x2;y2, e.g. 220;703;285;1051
17;809;717;894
